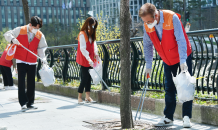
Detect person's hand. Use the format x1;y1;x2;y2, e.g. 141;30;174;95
41;58;48;65
88;59;94;67
145;69;152;78
180;62;188;72
12;38;20;45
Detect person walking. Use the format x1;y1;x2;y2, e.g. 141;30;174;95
4;16;48;111
139;3;192;128
0;44;17;90
76;17;98;104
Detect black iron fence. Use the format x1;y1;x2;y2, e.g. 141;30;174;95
36;28;218;98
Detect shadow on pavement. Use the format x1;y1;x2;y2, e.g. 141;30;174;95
0;110;46;118
57;103;92;110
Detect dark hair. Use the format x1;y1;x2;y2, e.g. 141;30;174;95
139;3;157;18
30;16;43;28
79;17;98;42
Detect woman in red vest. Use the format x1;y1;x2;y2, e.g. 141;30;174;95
76;17;98;104
0;44;17;90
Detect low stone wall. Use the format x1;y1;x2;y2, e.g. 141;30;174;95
12;79;218;126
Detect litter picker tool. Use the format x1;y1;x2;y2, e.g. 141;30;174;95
19;44;45;61
135;74;150;121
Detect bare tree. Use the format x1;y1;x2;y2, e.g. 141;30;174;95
120;0;134;129
22;0;30;24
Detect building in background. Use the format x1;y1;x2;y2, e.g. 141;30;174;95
90;0;120;28
0;0;90;31
90;0;151;29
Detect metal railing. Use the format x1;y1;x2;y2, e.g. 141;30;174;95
36;28;218;99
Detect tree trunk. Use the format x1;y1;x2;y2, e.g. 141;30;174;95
22;0;30;24
198;0;202;29
183;0;186;27
120;0;134;129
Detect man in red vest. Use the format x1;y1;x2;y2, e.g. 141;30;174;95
4;16;47;112
139;3;192;128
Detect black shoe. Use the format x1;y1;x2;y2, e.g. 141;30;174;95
27;105;38;110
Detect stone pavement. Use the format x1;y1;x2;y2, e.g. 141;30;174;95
1;87;218;130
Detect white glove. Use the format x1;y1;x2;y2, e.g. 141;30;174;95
180;62;188;72
88;59;94;67
145;68;152;78
12;38;20;45
41;58;48;65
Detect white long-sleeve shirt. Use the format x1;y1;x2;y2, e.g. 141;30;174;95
79;34;98;61
4;24;48;65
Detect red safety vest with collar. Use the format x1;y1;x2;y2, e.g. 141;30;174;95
76;31;95;67
144;10;192;66
13;25;42;63
0;44;13;67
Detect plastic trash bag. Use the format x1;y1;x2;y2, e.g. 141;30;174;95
172;71;196;103
39;64;55;87
6;44;17;61
12;69;18;79
89;56;102;85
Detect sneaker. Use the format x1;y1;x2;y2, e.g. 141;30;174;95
2;86;8;90
0;86;4;90
0;126;7;130
154;116;173;127
27;105;38;110
183;116;192;128
6;86;18;90
21;105;27;112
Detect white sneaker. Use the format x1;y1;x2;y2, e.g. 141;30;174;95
0;126;7;130
0;86;5;90
154;116;173;127
21;105;27;112
6;86;18;90
183;116;192;128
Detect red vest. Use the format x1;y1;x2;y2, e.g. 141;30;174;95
14;26;42;63
76;31;95;67
144;10;192;66
0;45;13;67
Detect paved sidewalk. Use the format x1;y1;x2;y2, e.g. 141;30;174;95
1;87;218;130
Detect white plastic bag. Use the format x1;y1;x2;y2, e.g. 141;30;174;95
172;71;196;103
12;69;18;79
39;64;55;87
89;56;102;85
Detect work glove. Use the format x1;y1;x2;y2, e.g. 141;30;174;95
145;69;152;78
180;62;188;72
11;38;20;45
88;59;94;67
41;58;48;65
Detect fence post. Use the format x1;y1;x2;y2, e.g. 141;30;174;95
217;75;218;101
130;41;139;91
62;49;69;83
49;49;54;67
102;45;109;90
36;59;41;82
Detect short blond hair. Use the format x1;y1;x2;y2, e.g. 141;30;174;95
139;3;157;17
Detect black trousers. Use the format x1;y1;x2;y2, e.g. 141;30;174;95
0;65;13;86
17;63;36;106
78;66;92;93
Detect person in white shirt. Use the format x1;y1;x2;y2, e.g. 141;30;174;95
4;16;47;111
76;17;98;104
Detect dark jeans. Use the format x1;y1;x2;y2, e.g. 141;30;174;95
0;65;13;86
17;63;36;106
163;54;193;121
78;66;92;93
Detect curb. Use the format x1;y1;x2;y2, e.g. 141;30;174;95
11;79;218;126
